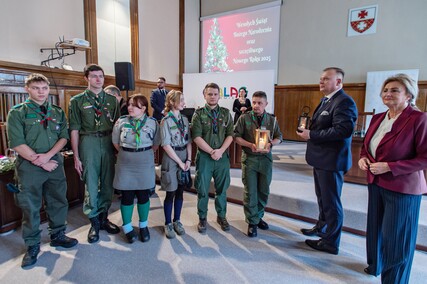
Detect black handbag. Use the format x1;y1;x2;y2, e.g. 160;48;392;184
177;169;192;188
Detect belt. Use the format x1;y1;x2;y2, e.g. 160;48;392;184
172;145;187;151
122;146;152;152
80;131;112;137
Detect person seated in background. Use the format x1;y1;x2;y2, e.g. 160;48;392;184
232;86;252;124
104;85;128;116
7;73;78;268
112;94;160;243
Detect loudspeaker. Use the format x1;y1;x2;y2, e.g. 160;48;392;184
114;62;135;91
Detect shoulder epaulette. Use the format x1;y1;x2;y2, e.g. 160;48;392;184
51;104;63;110
119;115;128;119
11;103;25;109
148;116;157;121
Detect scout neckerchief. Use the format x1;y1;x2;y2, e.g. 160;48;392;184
84;90;106;126
251;111;266;129
129;114;148;148
25;99;52;129
168;111;186;138
204;105;220;134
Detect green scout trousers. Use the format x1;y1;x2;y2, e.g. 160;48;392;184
194;151;230;219
79;134;115;218
242;152;273;225
14;155;68;246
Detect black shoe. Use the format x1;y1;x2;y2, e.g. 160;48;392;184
217;216;230;231
257;219;269;230
139;227;150;242
21;244;40;268
305;239;338;255
300;226;321;237
99;212;120;234
364;267;378;276
125;229;137;244
247;224;257;237
50;231;78;248
88;217;100;243
197;218;207;233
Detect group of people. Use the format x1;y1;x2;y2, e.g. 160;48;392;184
7;65;426;284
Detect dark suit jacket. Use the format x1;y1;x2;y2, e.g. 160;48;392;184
306;89;358;172
360;105;427;195
150;88;168;121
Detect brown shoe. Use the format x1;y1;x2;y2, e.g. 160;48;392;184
197;218;207;233
216;216;230;231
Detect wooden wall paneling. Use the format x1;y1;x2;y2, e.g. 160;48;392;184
130;0;140;80
84;0;98;64
179;0;185;86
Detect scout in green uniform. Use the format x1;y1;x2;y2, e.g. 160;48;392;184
68;64;120;244
234;91;282;238
7;73;78;268
191;82;234;233
160;90;192;239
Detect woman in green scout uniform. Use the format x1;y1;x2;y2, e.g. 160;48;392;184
160;90;192;239
112;94;160;243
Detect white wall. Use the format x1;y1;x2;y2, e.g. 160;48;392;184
184;0;200;74
0;0;86;70
279;0;427;83
139;0;180;84
96;0;132;76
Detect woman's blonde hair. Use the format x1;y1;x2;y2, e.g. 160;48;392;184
381;73;418;107
164;90;183;113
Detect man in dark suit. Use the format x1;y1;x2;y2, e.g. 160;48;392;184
296;67;357;255
150;76;168;121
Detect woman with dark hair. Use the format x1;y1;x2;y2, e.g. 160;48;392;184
112;94;161;243
160;90;192;239
358;74;427;283
232;86;252;124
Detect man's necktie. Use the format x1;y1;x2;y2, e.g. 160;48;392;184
320;97;328;107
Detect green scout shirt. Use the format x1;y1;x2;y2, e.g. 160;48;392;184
160;113;191;147
234;111;283;155
68;89;119;132
7;100;69;153
191;104;233;150
112;114;161;148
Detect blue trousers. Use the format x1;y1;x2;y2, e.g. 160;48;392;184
366;183;421;284
313;168;344;249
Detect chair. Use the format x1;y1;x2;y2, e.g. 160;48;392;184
354;109;375;137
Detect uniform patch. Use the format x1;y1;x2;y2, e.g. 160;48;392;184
170;125;178;130
26;114;37;119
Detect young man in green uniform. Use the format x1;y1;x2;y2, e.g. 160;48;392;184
68;64;120;243
234;91;282;237
7;73;78;268
191;82;234;233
